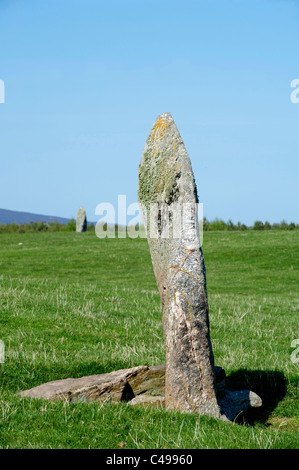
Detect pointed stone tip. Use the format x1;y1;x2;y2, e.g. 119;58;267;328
77;206;86;216
156;112;172;120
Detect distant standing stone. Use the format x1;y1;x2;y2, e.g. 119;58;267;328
76;206;87;232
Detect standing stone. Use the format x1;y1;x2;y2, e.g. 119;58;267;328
138;113;220;418
76;206;87;232
19;114;262;421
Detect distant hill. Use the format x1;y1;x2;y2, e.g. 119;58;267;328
0;208;74;225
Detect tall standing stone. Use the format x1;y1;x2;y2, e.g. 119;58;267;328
76;206;87;233
138;113;220;418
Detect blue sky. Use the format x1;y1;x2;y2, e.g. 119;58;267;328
0;0;298;225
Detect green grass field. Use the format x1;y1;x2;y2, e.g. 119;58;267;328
0;230;298;449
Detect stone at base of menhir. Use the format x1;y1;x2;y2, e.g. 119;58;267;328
20;366;149;403
218;389;262;422
126;365;262;421
128;390;262;421
20;363;262;421
128;395;165;408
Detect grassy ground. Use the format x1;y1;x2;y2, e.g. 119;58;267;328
0;230;298;449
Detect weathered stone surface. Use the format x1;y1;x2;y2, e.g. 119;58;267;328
20;366;148;403
138;113;220;418
20;363;261;419
128;395;165;408
128;364;165;397
76;206;87;232
137;113;263;421
20;364;225;403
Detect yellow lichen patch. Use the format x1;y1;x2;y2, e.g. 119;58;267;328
169;266;197;280
173;289;195;322
151;116;169;158
170;140;178;162
152;116;169;143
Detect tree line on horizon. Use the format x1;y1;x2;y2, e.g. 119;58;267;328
0;218;298;234
0;219;93;234
203;218;298;231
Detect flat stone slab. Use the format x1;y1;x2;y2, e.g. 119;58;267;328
128;395;165;408
20;364;262;421
20;366;148;403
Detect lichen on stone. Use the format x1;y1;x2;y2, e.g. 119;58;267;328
138;137;181;210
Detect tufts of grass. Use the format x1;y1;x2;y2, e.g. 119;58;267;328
0;230;298;448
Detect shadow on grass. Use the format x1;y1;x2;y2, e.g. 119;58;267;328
225;369;287;425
